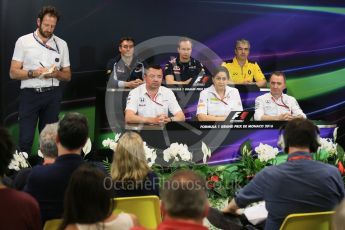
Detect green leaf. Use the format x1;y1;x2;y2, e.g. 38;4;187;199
240;139;253;157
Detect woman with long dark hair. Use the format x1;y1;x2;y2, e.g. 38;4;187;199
61;163;138;230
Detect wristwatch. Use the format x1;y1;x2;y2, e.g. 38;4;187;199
28;70;34;78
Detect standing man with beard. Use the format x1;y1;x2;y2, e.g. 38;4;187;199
10;6;71;154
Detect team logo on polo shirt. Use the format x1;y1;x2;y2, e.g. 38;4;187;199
138;97;146;106
173;66;180;71
117;66;125;73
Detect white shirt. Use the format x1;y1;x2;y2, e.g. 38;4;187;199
76;213;134;230
196;85;243;117
125;84;182;117
254;92;306;120
12;30;70;89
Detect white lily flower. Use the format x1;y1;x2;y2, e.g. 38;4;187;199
37;150;44;158
82;138;92;155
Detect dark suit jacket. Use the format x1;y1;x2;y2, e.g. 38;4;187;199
24;154;84;223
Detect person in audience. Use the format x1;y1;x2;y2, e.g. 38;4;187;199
222;118;345;230
164;37;209;85
254;71;306;121
159;170;209;230
24;112;88;223
61;163;138;230
110;131;159;197
222;39;266;88
333;199;345;230
125;64;185;124
0;127;41;229
13;123;58;190
197;66;243;121
106;37;144;88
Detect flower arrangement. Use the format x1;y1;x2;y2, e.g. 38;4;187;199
313;137;345;179
102;133;157;167
233;140;279;189
163;142;192;162
255;143;279;162
101;134;345;199
8;151;30;171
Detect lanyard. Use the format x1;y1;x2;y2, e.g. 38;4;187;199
211;92;228;105
33;32;60;54
146;92;163;106
288;155;312;161
271;95;290;110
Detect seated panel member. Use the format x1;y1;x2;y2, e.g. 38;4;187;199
222;39;267;88
254;71;306;121
164;37;207;85
125;65;185;125
106;37;144;88
197;66;243;121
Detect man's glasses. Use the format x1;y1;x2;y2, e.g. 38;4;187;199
121;45;134;49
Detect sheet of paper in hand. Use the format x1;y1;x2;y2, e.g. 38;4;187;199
243;201;268;225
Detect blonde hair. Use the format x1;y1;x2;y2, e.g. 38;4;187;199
110;132;150;181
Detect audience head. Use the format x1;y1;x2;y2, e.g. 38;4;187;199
161;170;208;221
39;123;58;158
144;64;163;91
118;36;135;58
280;118;320;153
212;66;229;88
333;199;345;230
61;163;114;228
0;127;15;177
269;71;286;96
57;112;88;151
111;131;150;181
234;39;250;62
178;37;193;61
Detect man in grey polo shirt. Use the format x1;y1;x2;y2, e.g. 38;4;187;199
9;6;71;154
223;118;344;230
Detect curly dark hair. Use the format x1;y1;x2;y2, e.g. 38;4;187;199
38;5;60;22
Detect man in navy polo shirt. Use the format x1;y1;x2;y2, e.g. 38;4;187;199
223;118;345;230
164;38;209;85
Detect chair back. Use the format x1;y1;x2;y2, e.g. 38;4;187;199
43;219;63;230
113;195;161;229
280;211;334;230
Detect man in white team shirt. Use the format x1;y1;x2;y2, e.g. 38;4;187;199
125;65;185;124
9;6;71;153
254;71;306;121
